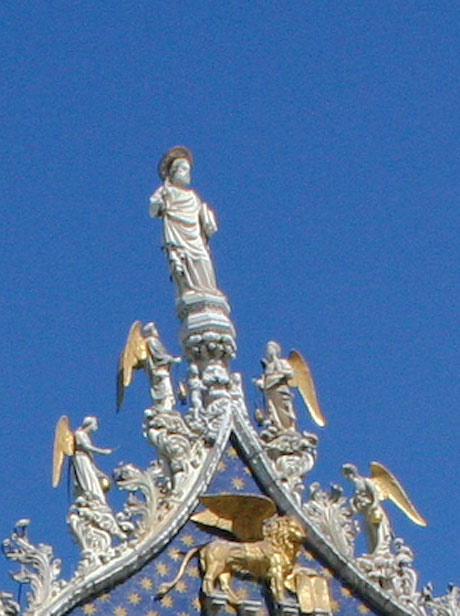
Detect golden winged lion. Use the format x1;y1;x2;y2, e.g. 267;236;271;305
253;342;326;431
157;494;308;606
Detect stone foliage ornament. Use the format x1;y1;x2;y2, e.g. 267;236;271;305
0;592;20;616
66;494;130;576
2;520;66;615
303;482;357;558
142;405;203;495
113;461;165;537
1;146;455;616
423;585;460;616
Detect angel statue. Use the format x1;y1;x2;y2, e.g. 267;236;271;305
253;341;326;433
52;416;112;503
117;321;180;412
156;493;330;610
149;146;222;299
342;462;427;556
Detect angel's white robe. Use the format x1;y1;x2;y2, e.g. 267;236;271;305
72;430;108;502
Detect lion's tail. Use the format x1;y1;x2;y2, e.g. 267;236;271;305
156;545;203;597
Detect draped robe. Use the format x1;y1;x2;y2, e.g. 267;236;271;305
150;180;219;297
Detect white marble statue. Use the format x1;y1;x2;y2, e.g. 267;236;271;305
149;146;221;299
342;462;426;557
53;415;113;504
72;417;112;502
117;320;180;413
143;322;180;412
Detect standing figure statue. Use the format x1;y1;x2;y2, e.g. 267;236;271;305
342;462;426;557
253;342;326;432
186;363;206;418
52;416;112;503
149;146;221;299
117;321;181;412
144;322;181;412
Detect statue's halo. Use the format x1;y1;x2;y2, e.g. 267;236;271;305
158;145;193;180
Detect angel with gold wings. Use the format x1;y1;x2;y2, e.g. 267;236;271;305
342;462;427;556
253;341;326;432
52;416;112;503
117;321;180;412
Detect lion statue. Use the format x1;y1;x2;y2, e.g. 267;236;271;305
157;494;307;605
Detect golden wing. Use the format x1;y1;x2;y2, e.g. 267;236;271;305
117;320;149;411
52;416;75;488
192;493;277;541
288;350;326;427
370;461;427;526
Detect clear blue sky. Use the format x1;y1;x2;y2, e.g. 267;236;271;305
1;0;459;600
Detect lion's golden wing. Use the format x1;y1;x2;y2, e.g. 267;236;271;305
370;461;427;526
288;350;326;427
193;494;277;541
117;321;148;411
52;416;75;488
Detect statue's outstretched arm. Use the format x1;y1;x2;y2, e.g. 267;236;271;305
149;186;166;218
75;431;112;457
85;444;113;456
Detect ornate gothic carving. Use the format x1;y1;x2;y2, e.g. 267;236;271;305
356;537;419;606
0;593;20;616
0;146;450;616
67;493;131;576
303;482;357;558
2;520;66;614
114;461;165;537
143;406;203;494
424;585;460;616
261;428;318;503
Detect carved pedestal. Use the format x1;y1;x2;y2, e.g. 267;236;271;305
237;599;265;615
177;293;236;361
201;592;228;616
273;601;299;616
